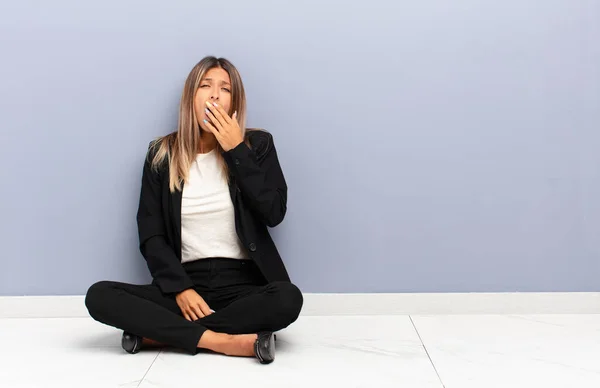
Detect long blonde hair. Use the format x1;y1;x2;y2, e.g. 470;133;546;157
150;56;249;192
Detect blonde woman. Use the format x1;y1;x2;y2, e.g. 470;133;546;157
85;56;303;364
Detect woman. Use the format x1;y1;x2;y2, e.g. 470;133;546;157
85;56;303;364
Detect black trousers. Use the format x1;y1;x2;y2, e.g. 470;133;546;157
85;258;303;355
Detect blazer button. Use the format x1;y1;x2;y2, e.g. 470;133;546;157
235;159;240;165
249;243;257;252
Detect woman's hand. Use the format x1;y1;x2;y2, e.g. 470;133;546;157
203;101;244;152
175;289;213;321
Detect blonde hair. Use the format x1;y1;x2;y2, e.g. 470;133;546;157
149;56;249;192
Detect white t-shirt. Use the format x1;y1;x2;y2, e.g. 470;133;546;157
180;149;248;263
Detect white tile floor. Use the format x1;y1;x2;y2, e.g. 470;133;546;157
1;314;600;388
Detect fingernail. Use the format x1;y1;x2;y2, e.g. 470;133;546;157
203;119;207;123
205;101;211;106
205;108;210;114
213;102;218;107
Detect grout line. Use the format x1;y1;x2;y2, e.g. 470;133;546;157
137;349;161;388
409;315;446;388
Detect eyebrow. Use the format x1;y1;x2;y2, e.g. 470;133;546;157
202;78;231;86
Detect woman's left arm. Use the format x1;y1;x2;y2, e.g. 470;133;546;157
204;102;288;227
223;132;287;227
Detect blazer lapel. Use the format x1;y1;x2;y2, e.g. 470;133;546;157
228;175;238;200
172;183;183;247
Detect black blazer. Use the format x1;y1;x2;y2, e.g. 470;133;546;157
136;129;291;295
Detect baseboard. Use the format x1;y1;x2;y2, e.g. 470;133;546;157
1;292;599;318
300;292;600;316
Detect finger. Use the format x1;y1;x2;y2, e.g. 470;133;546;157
187;308;199;321
191;305;205;320
214;103;232;123
204;120;225;145
183;312;192;322
203;119;222;139
233;111;237;121
207;101;230;122
204;107;224;131
206;101;229;127
199;302;213;316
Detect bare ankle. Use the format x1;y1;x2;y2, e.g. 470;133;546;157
197;331;257;357
197;330;222;348
142;338;163;347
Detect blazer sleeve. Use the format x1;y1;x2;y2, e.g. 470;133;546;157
136;143;194;295
222;131;288;227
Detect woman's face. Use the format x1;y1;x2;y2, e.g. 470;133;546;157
195;67;232;131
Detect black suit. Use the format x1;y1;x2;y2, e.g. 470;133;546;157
85;130;303;354
137;129;292;294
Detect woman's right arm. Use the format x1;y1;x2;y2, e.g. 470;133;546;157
136;142;195;295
